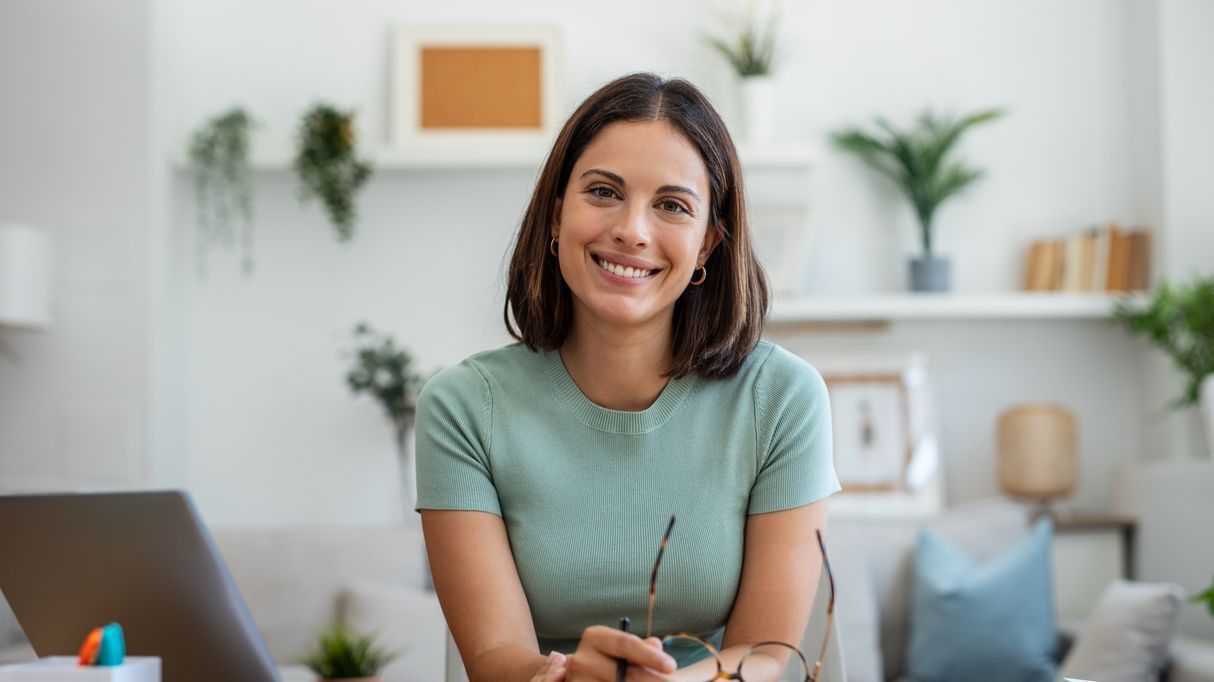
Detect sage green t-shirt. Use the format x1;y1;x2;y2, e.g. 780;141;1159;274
415;340;839;664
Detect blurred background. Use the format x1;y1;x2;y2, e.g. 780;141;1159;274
1;0;1213;679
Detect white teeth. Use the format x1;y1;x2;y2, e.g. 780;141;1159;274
596;256;653;279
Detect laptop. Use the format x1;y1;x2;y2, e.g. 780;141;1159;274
0;490;280;682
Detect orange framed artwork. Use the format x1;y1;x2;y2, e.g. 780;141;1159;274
392;25;562;149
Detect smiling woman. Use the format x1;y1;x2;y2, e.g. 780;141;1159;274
416;73;840;682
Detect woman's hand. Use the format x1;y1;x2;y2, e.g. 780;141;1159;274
564;626;677;681
530;651;569;682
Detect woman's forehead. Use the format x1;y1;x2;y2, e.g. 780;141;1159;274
573;120;710;196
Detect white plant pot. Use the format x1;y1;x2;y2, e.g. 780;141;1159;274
1201;373;1214;457
738;76;776;144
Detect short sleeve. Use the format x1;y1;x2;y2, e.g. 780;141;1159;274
414;360;502;516
748;345;841;515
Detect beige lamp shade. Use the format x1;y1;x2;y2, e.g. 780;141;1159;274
997;403;1077;501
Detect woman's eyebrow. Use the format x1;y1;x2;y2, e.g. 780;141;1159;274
580;168;700;202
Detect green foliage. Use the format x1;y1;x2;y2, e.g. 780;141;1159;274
705;1;781;77
344;322;428;435
188;107;256;276
1113;275;1214;408
302;624;397;679
1193;574;1214;618
831;108;1004;255
295;104;373;242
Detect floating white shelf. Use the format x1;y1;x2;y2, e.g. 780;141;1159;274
768;292;1146;323
175;142;818;172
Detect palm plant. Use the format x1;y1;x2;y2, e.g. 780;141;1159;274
831;108;1004;256
302;624;397;680
1113;275;1214;409
705;0;781;77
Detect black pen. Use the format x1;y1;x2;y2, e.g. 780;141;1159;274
616;616;630;682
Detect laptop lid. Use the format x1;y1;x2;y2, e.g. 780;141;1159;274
0;490;280;682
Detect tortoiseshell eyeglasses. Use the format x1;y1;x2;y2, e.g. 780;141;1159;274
637;515;835;682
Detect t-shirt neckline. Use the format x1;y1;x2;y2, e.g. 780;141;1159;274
542;348;696;434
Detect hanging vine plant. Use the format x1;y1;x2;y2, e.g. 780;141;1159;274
188;106;256;276
294;104;373;242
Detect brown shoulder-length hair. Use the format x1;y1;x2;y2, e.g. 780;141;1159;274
504;72;769;379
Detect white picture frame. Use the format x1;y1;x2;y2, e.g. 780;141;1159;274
818;354;938;492
391;24;563;153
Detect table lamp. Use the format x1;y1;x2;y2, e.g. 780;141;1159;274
0;223;52;362
996;403;1077;517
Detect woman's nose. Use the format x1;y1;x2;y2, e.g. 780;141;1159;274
611;203;651;247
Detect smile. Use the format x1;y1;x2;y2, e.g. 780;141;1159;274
593;255;659;279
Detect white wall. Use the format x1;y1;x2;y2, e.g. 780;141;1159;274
0;0;155;491
3;0;1208;525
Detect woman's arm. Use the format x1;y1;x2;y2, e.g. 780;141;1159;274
673;499;829;682
423;509;681;682
422;509;549;681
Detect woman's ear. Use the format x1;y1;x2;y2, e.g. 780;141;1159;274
698;223;722;263
551;198;563;237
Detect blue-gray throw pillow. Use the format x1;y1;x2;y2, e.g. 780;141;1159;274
901;518;1057;682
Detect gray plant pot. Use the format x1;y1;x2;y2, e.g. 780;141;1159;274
909;255;951;292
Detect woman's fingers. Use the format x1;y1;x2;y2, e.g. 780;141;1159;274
573;625;677;676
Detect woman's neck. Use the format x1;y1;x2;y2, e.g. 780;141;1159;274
559;319;673;412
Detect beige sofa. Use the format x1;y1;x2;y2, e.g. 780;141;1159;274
827;496;1214;682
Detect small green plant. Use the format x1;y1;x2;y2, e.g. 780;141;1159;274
1113;275;1214;408
1193;574;1214;618
344;322;428;441
295;104;373;242
302;625;397;679
831;108;1004;256
705;0;781;77
188;106;256;276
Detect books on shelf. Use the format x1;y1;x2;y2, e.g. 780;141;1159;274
1022;224;1150;293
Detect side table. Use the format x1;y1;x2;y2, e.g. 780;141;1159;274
1047;510;1138;621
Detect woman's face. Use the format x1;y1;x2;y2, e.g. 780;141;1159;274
552;119;719;333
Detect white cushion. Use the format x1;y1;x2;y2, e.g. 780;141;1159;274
338;582;446;682
1058;580;1185;682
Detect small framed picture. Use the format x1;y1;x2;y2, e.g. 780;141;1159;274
391;24;563;150
817;354;938;492
824;374;911;491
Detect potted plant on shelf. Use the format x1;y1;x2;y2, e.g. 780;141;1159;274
343;322;430;512
831;107;1004;292
706;0;781;144
295;104;373;242
1194;573;1214;618
302;624;397;682
188;106;256;277
1113;275;1214;456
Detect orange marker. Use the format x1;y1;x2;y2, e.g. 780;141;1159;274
77;627;102;666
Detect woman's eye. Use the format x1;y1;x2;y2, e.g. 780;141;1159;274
659;199;689;215
589;186;617;200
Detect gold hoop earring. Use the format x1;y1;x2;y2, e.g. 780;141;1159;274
690;265;707;286
549;238;559;257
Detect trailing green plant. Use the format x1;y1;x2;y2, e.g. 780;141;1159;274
1113;275;1214;408
705;0;781;77
188;107;256;276
831;108;1004;256
302;624;397;679
344;322;429;441
1193;573;1214;618
295;104;373;242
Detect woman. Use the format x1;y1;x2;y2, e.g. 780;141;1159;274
416;73;839;682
